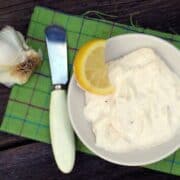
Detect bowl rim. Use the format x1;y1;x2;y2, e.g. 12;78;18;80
67;33;180;166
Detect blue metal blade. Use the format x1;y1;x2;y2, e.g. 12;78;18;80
45;25;68;85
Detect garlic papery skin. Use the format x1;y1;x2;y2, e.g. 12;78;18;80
0;26;42;87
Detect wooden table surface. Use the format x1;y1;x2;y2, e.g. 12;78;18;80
0;1;180;179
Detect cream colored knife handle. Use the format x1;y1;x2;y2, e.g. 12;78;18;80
50;89;75;173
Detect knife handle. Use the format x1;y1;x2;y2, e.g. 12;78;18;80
50;89;75;173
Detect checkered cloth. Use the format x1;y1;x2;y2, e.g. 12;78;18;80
1;6;180;175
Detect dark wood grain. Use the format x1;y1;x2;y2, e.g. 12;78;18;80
0;132;32;150
0;85;10;123
0;0;180;179
0;0;180;34
0;143;179;180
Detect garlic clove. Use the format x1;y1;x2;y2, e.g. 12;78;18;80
16;31;29;50
0;26;42;87
0;50;42;87
0;26;24;52
0;71;21;87
10;49;42;84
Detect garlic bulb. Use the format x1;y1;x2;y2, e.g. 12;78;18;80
0;26;42;87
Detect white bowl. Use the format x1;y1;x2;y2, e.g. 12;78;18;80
68;34;180;166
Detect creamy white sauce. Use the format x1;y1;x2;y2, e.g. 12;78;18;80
84;48;180;153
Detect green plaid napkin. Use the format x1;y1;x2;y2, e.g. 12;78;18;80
1;6;180;176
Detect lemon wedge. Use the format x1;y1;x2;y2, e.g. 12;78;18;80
73;39;114;95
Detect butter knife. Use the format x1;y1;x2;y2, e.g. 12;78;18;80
45;25;75;173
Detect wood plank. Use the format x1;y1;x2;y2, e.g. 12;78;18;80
0;132;32;150
0;85;10;124
0;0;179;34
0;143;179;179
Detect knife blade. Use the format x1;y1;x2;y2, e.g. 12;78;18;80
45;25;75;173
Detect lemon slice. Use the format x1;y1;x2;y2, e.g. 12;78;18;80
73;39;114;95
